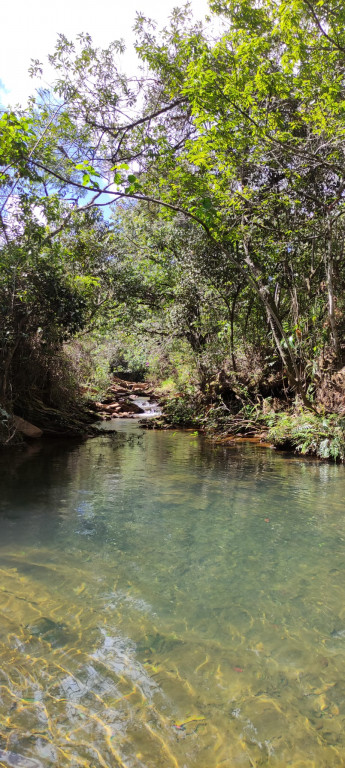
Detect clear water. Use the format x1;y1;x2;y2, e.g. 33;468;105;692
1;425;345;767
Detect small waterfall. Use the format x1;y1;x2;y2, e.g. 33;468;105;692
133;396;161;418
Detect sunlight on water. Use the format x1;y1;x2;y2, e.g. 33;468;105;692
1;426;345;767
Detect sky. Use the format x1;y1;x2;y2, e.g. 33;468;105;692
1;0;210;108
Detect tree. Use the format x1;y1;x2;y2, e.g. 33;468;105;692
3;1;345;413
130;0;345;402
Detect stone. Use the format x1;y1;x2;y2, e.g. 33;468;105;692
13;416;43;439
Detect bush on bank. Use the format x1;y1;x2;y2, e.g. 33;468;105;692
159;391;345;462
267;411;345;462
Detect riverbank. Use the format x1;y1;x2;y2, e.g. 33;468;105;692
0;375;162;448
3;372;345;463
149;392;345;462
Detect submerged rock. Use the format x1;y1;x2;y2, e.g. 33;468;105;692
331;628;345;639
26;617;71;647
137;631;184;655
0;750;43;768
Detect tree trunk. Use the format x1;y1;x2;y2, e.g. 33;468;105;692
324;224;341;365
239;237;314;409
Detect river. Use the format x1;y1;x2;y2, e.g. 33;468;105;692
0;422;345;767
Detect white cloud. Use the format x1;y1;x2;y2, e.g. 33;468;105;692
1;0;209;107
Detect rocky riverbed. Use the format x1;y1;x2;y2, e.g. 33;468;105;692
92;377;158;420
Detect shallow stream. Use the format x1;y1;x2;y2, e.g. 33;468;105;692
1;424;345;767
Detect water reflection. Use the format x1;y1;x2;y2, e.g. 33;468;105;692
0;430;345;766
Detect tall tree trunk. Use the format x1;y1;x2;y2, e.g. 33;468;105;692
230;286;241;373
220;286;242;373
324;223;341;365
239;237;313;409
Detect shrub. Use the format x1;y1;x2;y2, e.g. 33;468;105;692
268;411;345;461
162;394;201;426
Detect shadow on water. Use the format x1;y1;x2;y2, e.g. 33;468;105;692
0;426;345;766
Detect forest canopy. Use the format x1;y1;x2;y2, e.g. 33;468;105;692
2;0;345;454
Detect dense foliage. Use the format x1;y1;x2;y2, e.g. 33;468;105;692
2;0;345;452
